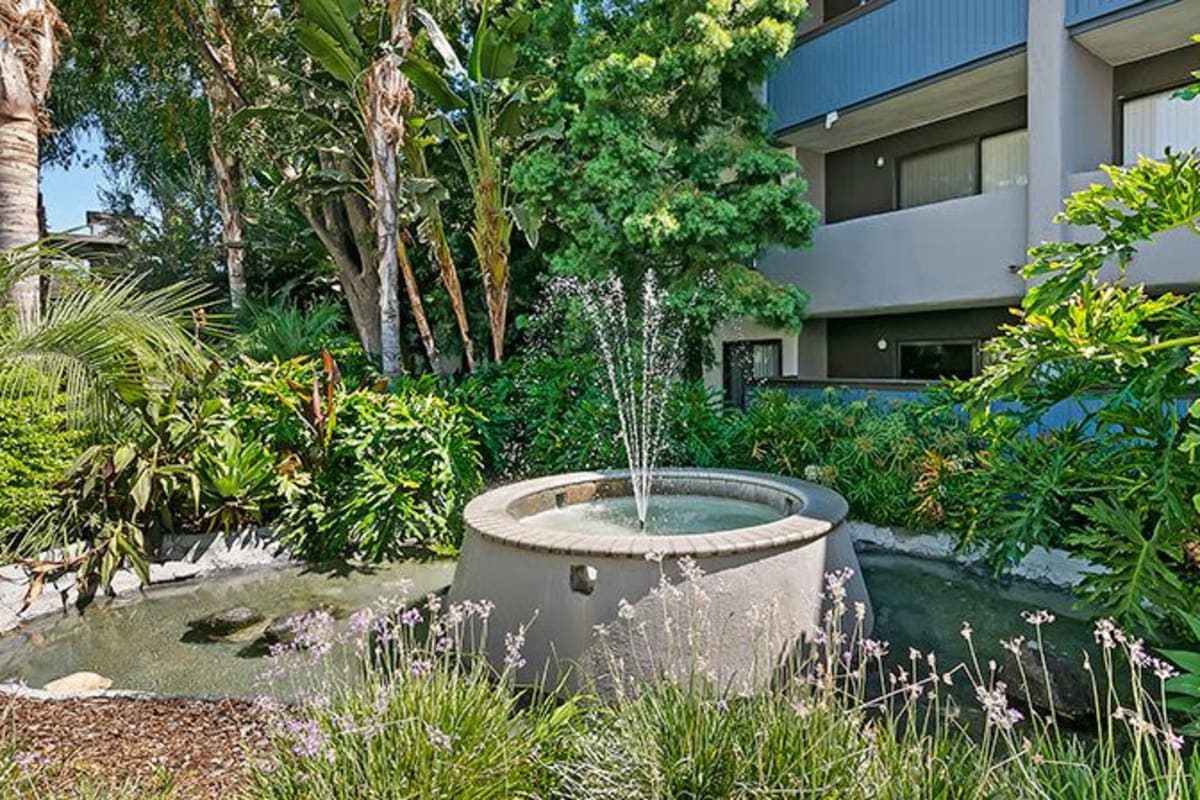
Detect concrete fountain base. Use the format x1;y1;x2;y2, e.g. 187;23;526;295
448;469;872;692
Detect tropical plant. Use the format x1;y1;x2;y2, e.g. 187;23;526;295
0;248;215;429
391;1;551;363
234;294;353;362
954;150;1200;634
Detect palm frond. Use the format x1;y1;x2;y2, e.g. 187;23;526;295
0;270;218;429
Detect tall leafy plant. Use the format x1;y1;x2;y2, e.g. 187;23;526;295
954;150;1200;634
407;1;549;362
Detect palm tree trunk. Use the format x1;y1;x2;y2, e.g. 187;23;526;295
0;115;40;331
194;0;248;309
0;0;58;333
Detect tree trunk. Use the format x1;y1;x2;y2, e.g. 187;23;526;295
398;233;439;369
0;0;58;333
195;0;247;308
371;125;402;376
472;167;510;362
365;0;417;377
0;117;40;331
209;132;246;308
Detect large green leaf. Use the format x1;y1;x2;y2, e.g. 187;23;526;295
299;0;363;60
477;28;518;81
297;22;361;87
401;58;467;111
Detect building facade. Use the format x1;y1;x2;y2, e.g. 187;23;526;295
709;0;1200;401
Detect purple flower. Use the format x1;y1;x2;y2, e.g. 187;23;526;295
400;608;423;628
284;718;333;761
410;659;433;678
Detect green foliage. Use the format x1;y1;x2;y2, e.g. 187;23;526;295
0;394;83;542
227;356;483;561
1162;611;1200;736
233;294;356;363
953;150;1200;634
513;0;818;336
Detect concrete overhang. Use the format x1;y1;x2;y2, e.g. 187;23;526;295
1073;0;1200;65
776;52;1027;154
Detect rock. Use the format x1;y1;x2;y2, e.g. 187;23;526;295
44;671;112;694
1002;639;1092;721
187;606;266;637
262;604;343;646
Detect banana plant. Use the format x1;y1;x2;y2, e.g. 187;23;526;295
404;2;554;363
294;0;441;375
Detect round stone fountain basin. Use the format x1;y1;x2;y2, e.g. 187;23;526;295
448;468;873;692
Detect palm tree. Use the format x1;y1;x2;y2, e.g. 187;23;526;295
0;247;213;428
0;0;60;331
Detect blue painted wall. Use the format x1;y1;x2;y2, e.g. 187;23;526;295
1065;0;1157;27
768;0;1027;132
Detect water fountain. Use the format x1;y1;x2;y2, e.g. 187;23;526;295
448;275;873;692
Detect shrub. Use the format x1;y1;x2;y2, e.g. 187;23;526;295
228;356;483;561
0;394;82;547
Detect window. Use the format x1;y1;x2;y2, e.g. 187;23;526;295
899;130;1027;210
981;129;1029;193
723;340;782;409
1123;88;1200;164
898;341;979;380
899;141;976;209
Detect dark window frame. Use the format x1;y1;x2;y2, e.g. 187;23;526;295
895;127;1027;211
723;338;784;409
895;339;981;381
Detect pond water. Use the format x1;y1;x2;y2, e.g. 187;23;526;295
0;561;454;698
0;552;1093;698
525;494;784;536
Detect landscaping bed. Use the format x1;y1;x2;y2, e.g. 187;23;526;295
1;693;270;798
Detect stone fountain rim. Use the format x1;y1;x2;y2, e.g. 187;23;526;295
464;468;848;559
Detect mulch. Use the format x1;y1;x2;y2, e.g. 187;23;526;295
0;694;275;799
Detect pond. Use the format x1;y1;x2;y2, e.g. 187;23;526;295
0;553;1094;698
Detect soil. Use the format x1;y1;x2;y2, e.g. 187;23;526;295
0;693;274;798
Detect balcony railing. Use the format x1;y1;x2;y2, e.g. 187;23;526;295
768;0;1028;133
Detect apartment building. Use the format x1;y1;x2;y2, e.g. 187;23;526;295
711;0;1200;406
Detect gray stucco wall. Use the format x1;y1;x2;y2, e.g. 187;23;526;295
758;185;1028;318
824;98;1027;223
825;306;1014;379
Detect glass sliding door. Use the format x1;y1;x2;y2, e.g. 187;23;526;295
1123;88;1200;164
723;340;783;409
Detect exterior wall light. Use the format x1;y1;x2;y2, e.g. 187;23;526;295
876;338;888;351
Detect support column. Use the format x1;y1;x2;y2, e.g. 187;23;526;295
1026;0;1114;255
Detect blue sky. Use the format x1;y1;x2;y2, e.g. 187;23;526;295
41;129;105;232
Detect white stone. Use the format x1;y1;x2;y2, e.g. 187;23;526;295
43;671;112;694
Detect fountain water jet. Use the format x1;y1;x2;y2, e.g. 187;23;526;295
563;273;681;526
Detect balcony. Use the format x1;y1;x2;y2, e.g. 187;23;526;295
768;0;1028;134
1069;0;1200;64
757;188;1028;317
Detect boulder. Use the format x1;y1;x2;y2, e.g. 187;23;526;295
1002;639;1092;721
43;671;112;694
186;606;266;637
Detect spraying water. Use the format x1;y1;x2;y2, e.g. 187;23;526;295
563;273;684;527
